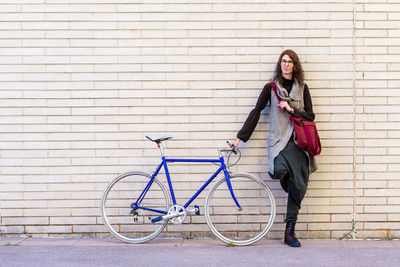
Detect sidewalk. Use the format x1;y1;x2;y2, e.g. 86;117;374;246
1;237;399;267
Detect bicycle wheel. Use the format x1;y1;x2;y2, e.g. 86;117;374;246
101;171;170;243
205;173;275;246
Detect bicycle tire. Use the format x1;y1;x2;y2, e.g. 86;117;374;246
205;173;276;246
101;171;170;243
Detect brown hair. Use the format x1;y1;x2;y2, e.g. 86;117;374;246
273;49;304;85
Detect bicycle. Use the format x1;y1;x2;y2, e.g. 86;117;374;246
100;135;276;246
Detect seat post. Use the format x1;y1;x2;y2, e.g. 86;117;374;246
157;142;165;157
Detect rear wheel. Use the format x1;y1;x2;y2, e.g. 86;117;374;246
101;171;170;243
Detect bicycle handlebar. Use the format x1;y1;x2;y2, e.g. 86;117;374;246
218;141;239;159
217;141;241;168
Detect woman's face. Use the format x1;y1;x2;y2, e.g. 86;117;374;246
281;54;294;78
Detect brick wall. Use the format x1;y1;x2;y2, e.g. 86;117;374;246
1;0;399;239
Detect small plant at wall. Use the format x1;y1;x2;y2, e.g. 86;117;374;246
340;219;358;240
385;229;392;240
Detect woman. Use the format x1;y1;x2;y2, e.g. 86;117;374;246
232;49;316;247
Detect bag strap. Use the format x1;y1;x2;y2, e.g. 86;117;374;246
271;81;293;114
270;82;283;102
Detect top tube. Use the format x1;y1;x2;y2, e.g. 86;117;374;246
164;158;222;163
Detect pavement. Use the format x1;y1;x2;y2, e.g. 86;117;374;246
1;237;399;267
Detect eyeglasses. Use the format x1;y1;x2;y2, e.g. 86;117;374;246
281;59;294;65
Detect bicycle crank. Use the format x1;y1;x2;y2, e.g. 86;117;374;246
151;204;187;224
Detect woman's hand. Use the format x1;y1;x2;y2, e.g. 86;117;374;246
232;138;241;147
277;101;294;113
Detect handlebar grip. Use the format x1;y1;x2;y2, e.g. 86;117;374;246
226;141;238;154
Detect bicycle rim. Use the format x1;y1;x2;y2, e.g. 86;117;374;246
101;171;170;243
205;173;276;246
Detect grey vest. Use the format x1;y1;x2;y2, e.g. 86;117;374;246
268;79;305;174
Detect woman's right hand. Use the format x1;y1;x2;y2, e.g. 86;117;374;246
232;138;241;147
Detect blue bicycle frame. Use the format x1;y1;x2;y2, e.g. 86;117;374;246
132;155;242;216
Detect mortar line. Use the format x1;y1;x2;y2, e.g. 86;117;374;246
352;0;358;237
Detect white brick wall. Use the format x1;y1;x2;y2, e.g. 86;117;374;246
1;0;400;240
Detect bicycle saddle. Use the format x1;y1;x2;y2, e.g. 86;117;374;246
145;135;173;143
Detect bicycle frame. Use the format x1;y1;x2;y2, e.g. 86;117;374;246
132;155;242;216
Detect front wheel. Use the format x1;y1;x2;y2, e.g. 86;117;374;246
205;173;276;246
100;171;170;243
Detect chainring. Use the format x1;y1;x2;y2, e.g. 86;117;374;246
167;204;187;224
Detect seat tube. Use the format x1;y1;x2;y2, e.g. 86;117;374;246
221;157;242;210
163;157;177;205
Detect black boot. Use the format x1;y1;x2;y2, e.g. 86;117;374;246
284;221;301;247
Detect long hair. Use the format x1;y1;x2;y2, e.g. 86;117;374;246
273;49;304;85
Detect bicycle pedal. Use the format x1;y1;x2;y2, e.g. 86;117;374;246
151;216;163;223
194;205;200;215
188;205;200;215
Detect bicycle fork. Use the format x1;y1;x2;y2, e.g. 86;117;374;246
222;161;242;211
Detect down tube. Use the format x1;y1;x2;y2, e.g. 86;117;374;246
183;165;224;209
